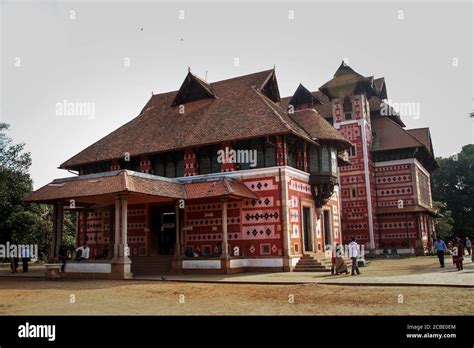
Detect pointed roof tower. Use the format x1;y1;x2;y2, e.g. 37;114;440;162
319;61;376;100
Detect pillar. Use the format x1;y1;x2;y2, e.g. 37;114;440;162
55;202;63;260
220;142;237;172
111;195;132;279
120;197;130;262
221;200;230;273
114;198;121;259
174;202;181;255
50;203;58;262
171;200;183;273
184;148;198;176
222;201;229;259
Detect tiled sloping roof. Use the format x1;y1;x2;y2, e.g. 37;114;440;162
406;128;433;154
184;177;258;200
61;69;316;169
288;109;352;150
372;117;425;152
23;170;257;203
23;170;184;203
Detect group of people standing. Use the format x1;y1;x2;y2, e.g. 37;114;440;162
434;236;472;271
9;247;31;273
331;237;361;276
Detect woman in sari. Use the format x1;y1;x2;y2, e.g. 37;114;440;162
333;243;349;275
452;237;464;271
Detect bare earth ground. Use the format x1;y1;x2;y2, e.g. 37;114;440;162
0;256;472;315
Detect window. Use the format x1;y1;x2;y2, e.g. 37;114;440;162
264;140;276;167
351;188;357;198
165;154;176;178
349;145;356;157
321;146;330;172
152;151;184;178
153;156;165;177
343;97;353;120
331;148;337;175
198;145;220;175
309;145;319;173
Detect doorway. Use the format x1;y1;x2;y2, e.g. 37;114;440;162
150;205;176;255
323;210;331;248
302;206;312;252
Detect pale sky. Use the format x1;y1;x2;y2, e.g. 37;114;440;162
1;0;473;189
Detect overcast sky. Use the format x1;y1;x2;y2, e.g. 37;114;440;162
1;0;473;189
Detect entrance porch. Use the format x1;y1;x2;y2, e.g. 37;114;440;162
24;170;259;279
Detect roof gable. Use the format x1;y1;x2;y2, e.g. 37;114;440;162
171;71;216;107
407;128;434;155
287;84;322;109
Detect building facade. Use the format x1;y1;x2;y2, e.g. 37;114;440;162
25;63;438;278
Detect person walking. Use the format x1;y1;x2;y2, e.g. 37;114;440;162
21;246;30;273
349;237;360;275
452;237;464;271
434;237;447;268
465;237;472;256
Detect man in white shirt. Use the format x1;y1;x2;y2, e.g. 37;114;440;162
75;242;90;261
349;237;361;275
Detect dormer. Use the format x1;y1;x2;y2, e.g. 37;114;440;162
258;69;280;103
287;84;322;111
171;70;217;107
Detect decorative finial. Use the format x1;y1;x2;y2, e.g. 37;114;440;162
205;70;208;81
188;66;191;72
273;64;276;70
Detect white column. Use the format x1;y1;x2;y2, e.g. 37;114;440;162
222;201;228;259
175;202;181;256
121;197;129;261
114;197;121;259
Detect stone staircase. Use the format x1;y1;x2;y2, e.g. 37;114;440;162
294;252;351;272
130;255;174;275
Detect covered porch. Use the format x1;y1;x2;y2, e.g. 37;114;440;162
24;170;258;279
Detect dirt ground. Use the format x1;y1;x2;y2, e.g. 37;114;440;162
0;278;471;316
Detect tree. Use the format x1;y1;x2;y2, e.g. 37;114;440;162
0;123;32;244
0;123;77;261
432;201;454;239
431;144;474;238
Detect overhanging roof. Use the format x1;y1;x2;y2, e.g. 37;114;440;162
23;170;258;204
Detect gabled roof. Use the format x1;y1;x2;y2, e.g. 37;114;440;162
372;77;387;99
288;109;352;150
61;69;316;169
287;84;322;109
406;128;434;155
319;61;376;100
171;71;217;107
372;117;425;152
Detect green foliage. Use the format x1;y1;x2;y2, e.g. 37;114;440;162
432;201;454;239
0;124;76;261
432;144;474;238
